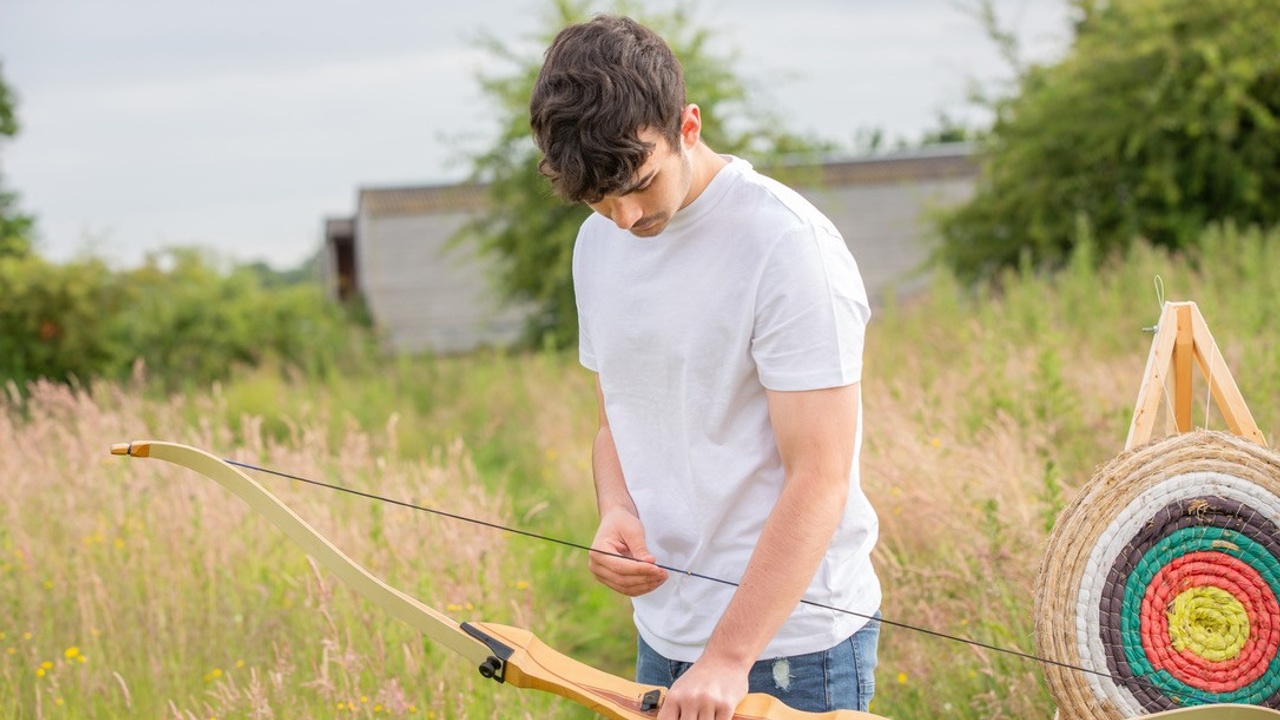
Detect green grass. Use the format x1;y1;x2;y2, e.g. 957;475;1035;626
3;223;1277;718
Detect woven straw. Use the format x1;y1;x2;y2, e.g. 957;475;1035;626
1035;431;1280;719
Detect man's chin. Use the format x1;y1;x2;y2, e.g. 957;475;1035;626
630;219;669;237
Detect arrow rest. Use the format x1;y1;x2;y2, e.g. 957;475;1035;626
462;622;514;683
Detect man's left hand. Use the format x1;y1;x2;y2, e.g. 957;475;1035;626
657;656;749;720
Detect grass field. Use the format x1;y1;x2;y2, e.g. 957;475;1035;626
3;225;1276;718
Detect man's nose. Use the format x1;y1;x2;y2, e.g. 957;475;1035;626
611;199;643;230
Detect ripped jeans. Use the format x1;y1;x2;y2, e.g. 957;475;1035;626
635;613;880;713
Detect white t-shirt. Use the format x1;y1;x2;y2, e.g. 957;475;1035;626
573;156;880;662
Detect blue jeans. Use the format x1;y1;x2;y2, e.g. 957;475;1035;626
635;614;880;713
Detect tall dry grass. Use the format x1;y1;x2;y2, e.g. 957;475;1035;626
0;378;572;719
4;226;1276;719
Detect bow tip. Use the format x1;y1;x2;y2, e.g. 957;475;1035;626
110;442;150;457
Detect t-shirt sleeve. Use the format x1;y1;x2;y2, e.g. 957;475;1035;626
750;224;871;391
573;226;600;372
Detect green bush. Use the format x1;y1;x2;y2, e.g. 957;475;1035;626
939;0;1280;282
0;248;374;391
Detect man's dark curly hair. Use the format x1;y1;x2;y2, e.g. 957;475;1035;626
530;15;686;204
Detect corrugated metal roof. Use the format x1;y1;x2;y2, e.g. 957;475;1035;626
355;144;978;217
359;182;490;217
804;143;979;185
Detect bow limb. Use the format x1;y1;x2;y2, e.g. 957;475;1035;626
112;440;886;720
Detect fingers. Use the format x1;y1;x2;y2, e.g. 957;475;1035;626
655;663;744;720
589;549;667;596
589;510;668;596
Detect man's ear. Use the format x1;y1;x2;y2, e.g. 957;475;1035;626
679;104;702;149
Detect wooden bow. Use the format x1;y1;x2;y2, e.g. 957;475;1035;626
111;440;883;720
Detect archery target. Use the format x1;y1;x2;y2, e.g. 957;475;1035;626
1035;431;1280;718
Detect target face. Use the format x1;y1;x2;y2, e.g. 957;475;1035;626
1036;432;1280;718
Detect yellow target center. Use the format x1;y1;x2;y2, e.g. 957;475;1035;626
1167;586;1250;661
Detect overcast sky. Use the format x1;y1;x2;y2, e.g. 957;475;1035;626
0;0;1070;270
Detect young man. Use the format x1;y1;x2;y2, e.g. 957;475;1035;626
530;15;881;719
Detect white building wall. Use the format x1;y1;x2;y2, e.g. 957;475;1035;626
356;210;526;353
803;176;975;300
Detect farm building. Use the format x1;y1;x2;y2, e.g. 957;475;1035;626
323;143;979;354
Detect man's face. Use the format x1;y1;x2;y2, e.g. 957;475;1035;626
586;125;694;238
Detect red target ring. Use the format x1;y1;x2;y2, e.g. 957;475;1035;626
1139;551;1280;692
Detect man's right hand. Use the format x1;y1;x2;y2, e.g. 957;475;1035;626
588;509;669;596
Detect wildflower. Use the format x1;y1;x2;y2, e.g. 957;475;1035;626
64;647;79;660
78;655;87;664
55;698;65;706
22;632;31;641
513;580;530;590
41;661;52;670
235;659;244;668
897;672;908;684
930;437;942;448
36;668;45;678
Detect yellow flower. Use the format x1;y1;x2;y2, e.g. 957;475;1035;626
235;659;244;668
42;580;53;590
22;632;31;641
514;580;530;590
930;437;942;448
361;695;369;703
78;655;87;663
36;668;45;678
897;672;908;684
374;705;383;712
211;668;222;678
40;661;53;670
64;647;80;659
55;698;65;706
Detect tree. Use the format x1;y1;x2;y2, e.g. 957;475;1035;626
937;0;1280;283
457;0;830;348
0;63;34;258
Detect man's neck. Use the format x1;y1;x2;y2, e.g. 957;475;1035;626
683;142;729;209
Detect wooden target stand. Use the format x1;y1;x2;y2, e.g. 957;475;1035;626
1065;301;1277;720
1126;301;1267;451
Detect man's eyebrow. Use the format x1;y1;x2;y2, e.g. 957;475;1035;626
617;170;657;196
